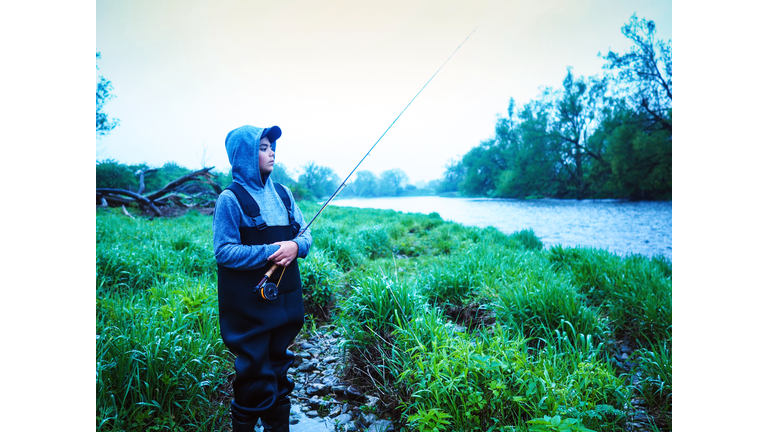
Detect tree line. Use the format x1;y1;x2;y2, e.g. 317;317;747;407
96;159;438;202
438;15;671;200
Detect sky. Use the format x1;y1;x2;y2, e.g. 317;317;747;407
95;0;671;184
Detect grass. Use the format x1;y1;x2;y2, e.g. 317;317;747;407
96;203;672;431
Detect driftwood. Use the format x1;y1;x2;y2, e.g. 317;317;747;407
121;205;135;219
145;168;217;201
135;168;158;195
97;166;222;217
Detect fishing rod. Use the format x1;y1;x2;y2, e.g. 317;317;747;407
255;26;479;300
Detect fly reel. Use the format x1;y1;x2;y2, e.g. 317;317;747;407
254;265;282;301
255;282;278;301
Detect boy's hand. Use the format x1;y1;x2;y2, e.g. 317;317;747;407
268;241;298;267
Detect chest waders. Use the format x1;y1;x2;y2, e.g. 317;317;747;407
217;182;304;427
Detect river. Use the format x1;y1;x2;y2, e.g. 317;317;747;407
330;196;672;260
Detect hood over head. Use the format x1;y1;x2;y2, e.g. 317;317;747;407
225;125;280;192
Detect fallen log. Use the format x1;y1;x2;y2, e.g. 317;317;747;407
154;194;192;208
96;166;222;216
96;188;163;216
98;194;133;207
145;167;216;201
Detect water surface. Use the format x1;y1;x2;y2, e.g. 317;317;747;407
331;196;672;260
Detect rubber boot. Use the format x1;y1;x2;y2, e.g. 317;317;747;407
231;415;257;432
260;400;291;432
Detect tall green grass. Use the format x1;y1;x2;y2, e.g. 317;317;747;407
97;212;216;290
632;340;672;429
97;210;229;430
548;246;672;347
97;203;671;431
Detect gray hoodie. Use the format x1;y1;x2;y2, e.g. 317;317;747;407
213;125;312;270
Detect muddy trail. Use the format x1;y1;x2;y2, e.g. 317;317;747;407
253;324;396;432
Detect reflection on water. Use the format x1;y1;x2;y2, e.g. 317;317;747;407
331;196;672;260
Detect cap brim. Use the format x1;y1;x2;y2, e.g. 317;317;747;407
263;126;282;143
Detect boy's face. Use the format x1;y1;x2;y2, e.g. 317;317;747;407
258;137;275;175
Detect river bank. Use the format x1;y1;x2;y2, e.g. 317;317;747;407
96;205;671;431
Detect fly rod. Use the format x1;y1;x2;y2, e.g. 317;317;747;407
255;26;478;300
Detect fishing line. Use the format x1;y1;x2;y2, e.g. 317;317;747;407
299;25;479;236
256;26;479;295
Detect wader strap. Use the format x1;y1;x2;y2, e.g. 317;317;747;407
226;182;267;230
226;182;297;232
274;183;301;235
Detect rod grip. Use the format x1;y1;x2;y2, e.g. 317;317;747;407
255;263;279;289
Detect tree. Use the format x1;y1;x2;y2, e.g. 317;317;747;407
595;104;672;200
459;138;509;197
498;71;611;198
379;168;409;196
270;162;296;187
438;158;465;194
298;162;340;199
602;15;672;131
96;52;120;138
598;15;672;200
437;15;671;201
495;98;561;198
547;70;611;198
350;170;379;197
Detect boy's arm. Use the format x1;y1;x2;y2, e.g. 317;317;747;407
213;192;280;270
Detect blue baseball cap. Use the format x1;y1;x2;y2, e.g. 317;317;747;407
260;126;282;147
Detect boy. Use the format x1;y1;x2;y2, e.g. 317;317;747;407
213;125;312;431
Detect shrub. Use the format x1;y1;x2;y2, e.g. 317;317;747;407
300;249;341;319
511;228;544;251
97;159;139;190
358;225;392;259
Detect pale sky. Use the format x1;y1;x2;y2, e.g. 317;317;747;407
96;0;671;184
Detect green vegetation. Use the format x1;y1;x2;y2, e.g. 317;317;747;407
96;158;438;203
97;211;227;430
97;52;120;138
439;15;671;200
97;201;671;431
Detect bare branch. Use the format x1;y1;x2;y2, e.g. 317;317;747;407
96;188;163;216
145;167;216;201
121;205;135;219
135;168;158;195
